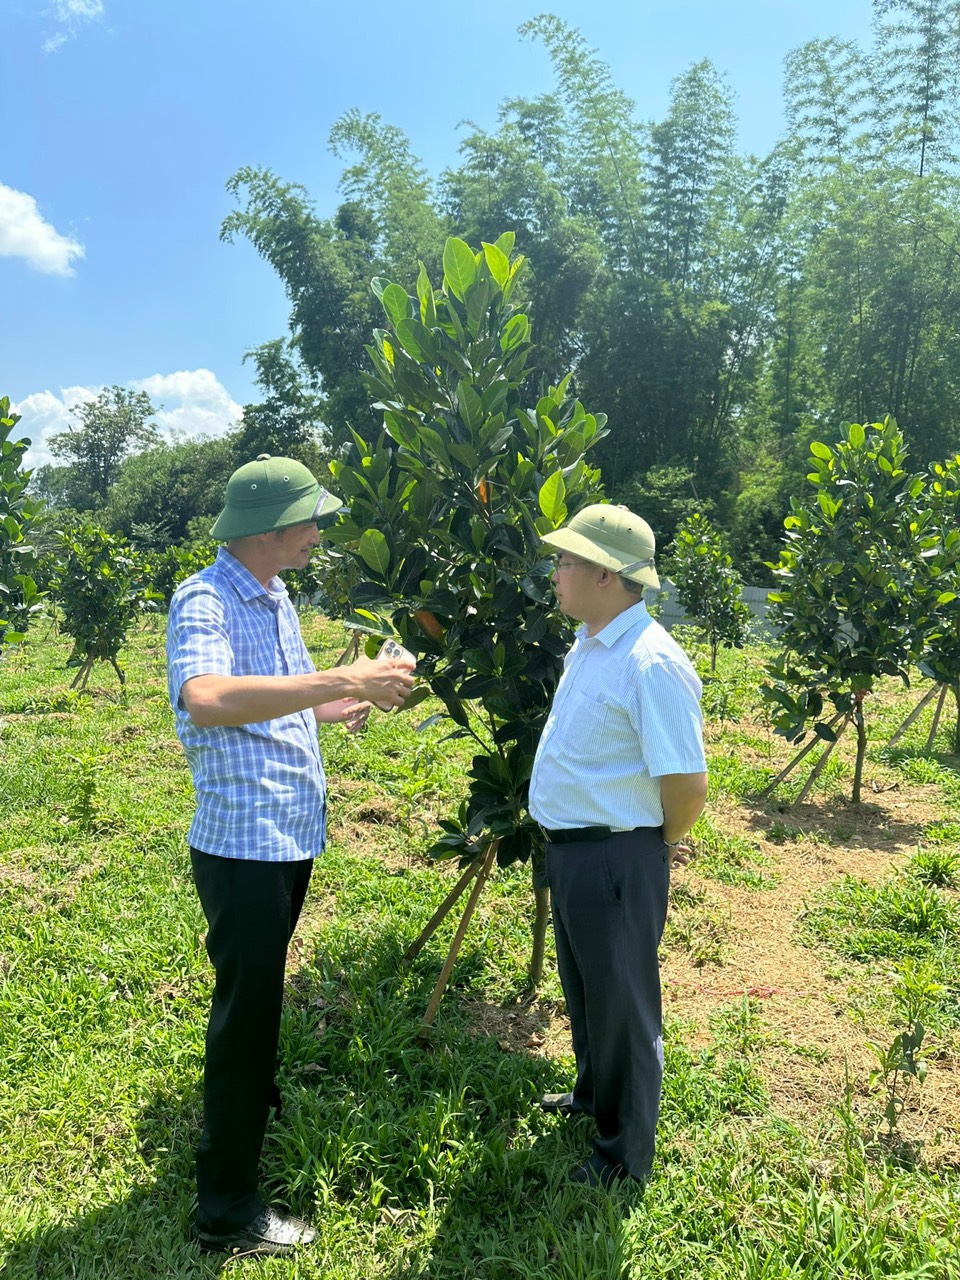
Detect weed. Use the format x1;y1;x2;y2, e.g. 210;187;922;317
664;902;731;967
65;750;104;831
767;820;805;843
921;819;960;844
868;960;944;1137
908;848;960;888
693;814;777;889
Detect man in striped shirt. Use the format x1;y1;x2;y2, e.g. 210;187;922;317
167;455;415;1256
528;503;708;1188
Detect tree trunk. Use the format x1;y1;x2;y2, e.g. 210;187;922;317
852;694;867;805
529;878;550;989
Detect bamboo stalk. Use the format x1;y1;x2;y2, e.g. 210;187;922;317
402;858;483;965
757;708;846;798
415;840;498;1045
889;684;939;746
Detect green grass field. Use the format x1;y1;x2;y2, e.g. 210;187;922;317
2;614;959;1278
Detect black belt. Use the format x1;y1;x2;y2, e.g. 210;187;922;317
542;825;614;844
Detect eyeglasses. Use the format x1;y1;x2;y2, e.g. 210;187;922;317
552;556;591;572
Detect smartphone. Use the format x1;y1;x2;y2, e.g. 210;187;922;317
375;638;416;710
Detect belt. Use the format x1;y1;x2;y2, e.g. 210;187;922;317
542;825;614;844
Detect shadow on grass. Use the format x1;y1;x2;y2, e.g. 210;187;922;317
737;793;927;853
2;931;638;1280
0;1086;217;1280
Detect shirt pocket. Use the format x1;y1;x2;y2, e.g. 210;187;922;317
555;689;612;760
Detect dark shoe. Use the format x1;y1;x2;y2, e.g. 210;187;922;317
540;1091;580;1116
569;1153;631;1190
195;1206;316;1256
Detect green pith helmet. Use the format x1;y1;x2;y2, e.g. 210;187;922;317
210;454;342;540
540;503;660;589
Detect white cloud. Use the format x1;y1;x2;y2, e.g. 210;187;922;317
43;1;105;54
13;371;242;470
130;370;243;441
0;185;85;277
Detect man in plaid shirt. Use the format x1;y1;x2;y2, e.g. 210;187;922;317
167;455;414;1257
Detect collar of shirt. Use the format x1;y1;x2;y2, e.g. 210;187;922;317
214;546;288;610
570;600;652;655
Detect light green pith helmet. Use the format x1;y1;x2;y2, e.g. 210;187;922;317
540;503;660;589
210;454;343;540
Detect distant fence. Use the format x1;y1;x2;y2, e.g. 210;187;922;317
644;580;776;639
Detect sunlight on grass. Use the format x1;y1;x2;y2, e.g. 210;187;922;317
2;627;960;1278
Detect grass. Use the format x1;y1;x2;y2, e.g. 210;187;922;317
3;618;960;1277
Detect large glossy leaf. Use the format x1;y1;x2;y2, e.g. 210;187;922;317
481;241;510;287
416;261;437;327
395;318;438;363
457;380;483;433
538;470;567;522
358;529;391;575
501;314;530;352
442;237;477;302
381;283;410;326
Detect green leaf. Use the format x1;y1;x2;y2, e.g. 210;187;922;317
494;231;515;257
395;318;438;363
357;529;391;575
442;237;478;302
481;241;510;288
382;410;420;452
501;315;530;353
416;262;437;328
538;471;567;522
848;422;866;447
381;283;410;326
457;380;483;433
810;441;832;460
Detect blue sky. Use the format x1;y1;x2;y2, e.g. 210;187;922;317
4;0;876;467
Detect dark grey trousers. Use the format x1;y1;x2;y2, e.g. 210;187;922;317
547;827;670;1181
191;849;313;1231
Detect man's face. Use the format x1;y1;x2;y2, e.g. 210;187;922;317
550;553;602;620
272;519;323;570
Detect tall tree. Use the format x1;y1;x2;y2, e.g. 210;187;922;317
46;386;160;512
872;0;960;177
232;339;325;459
441;96;603;378
222;116;445;449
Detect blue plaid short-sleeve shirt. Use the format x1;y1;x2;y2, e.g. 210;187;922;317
166;548;326;861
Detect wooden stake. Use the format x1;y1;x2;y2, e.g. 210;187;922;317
415;840;498;1045
402;857;483;965
757;708;846;799
792;716;851;807
889;684;940;747
925;683;949;752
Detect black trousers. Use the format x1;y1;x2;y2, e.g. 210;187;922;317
546;827;669;1181
190;848;313;1231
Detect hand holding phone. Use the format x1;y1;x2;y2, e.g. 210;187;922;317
374;639;416;710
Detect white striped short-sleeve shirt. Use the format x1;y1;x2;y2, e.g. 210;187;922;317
166;548;326;861
528;601;706;831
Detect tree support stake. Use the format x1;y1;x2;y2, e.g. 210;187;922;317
415;840;499;1046
403;857;483;966
757;708;846;799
